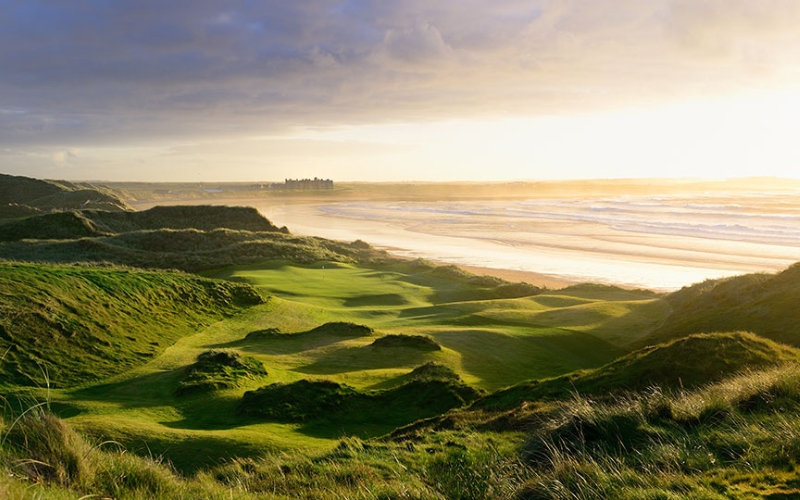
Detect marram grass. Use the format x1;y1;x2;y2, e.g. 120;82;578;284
6;364;800;498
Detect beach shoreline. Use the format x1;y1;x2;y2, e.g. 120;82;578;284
438;263;580;290
130;195;800;292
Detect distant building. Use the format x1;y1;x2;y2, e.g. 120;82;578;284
280;178;334;190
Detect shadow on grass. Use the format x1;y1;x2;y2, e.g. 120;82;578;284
70;370;270;433
432;328;625;389
69;368;186;407
294;345;441;375
213;322;376;355
343;293;412;307
397;304;461;319
111;430;275;475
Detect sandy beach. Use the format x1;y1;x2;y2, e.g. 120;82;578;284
132;193;800;291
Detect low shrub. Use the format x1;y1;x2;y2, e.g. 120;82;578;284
407;362;461;382
238;379;361;421
308;322;374;337
175;349;267;396
370;334;442;351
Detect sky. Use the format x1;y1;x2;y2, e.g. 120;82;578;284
2;0;800;183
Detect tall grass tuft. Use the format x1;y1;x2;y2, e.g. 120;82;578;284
2;407;93;488
423;444;528;500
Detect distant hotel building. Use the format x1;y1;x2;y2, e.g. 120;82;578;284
281;178;334;190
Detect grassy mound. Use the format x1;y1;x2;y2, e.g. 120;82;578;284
645;263;800;347
239;322;374;348
370;334;442;351
0;173;130;222
308;322;374;338
414;263;543;302
406;362;461;382
244;327;282;340
238;378;480;427
237;380;361;421
88;205;287;233
517;364;800;499
0;205;287;243
0;211;106;242
0;262;267;387
175;350;267;396
477;331;800;411
0;226;393;272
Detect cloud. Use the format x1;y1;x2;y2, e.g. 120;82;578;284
1;0;800;151
51;148;80;167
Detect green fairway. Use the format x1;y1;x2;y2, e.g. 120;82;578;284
15;259;669;471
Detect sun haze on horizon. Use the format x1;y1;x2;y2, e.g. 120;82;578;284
2;1;800;183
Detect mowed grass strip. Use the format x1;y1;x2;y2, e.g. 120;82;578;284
203;261;645;390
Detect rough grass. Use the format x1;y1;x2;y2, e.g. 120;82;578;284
175;349;267;396
370;334;442;351
646;263;800;348
476;331;800;411
517;364;800;499
237;377;481;436
0;262;267;387
0;173;130;221
7;363;800;499
0;226;394;272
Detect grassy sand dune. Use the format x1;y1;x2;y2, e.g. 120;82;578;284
0;257;667;473
6;175;800;497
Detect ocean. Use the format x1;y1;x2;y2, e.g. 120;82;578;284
260;193;800;291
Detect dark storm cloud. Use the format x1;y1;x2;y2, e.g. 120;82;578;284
2;0;800;148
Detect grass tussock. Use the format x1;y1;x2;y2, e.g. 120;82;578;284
238;377;481;427
371;334;442;351
5;364;800;498
518;363;800;499
175;349;268;396
308;321;375;337
407;362;461;382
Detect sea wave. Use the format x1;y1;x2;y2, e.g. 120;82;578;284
319;197;800;246
276;194;800;290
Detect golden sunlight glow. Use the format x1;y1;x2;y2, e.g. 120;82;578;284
277;87;800;181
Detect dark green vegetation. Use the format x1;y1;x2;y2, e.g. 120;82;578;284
0;204;287;242
0;262;266;387
371;334;442;351
4;175;800;498
0;173;130;223
175;350;268;396
645;263;800;347
0;204;391;272
477;331;800;411
238;376;479;429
